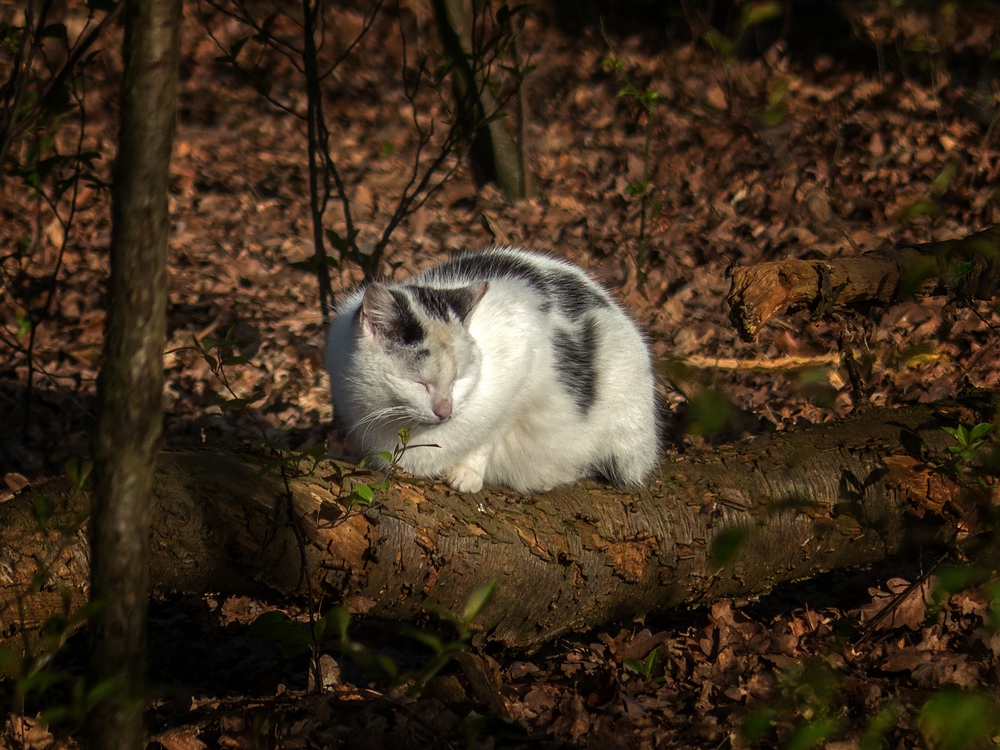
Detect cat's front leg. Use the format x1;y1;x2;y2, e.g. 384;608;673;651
444;450;488;493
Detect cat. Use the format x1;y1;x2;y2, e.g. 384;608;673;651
325;247;660;493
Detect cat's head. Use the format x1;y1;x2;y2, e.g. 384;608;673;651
347;281;488;427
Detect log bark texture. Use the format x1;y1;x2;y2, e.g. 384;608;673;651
2;394;996;650
727;224;1000;340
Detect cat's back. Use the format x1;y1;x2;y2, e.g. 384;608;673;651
413;247;616;321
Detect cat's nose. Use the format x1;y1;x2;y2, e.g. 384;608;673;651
433;397;452;420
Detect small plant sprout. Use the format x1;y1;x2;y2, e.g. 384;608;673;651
701;1;784;69
624;647;660;680
940;422;994;478
250;580;497;695
347;428;417;510
64;458;93;494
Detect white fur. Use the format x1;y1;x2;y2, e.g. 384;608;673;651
325;248;659;493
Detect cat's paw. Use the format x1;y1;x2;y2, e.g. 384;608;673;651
445;464;484;493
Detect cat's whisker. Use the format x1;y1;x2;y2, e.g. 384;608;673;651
349;406;412;444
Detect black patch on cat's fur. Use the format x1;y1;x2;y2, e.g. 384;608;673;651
553;317;598;413
384;289;424;345
430;251;607;320
408;285;480;323
591;456;624;486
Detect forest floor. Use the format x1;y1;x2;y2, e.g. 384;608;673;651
2;0;1000;747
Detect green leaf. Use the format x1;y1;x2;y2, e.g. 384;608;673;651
969;423;994;442
83;676;126;715
15;312;31;338
741;708;776;742
949;260;974;280
710;525;749;566
312;614;331;644
932;162;957;195
623;657;646;675
249;609;293;636
326;606;350;640
18;667;70;697
687;389;732;437
860;703;899;750
739;1;783;33
625;180;649;198
919;689;998;750
601;55;623;72
65;456;93;491
407;630;444;653
784;716;840;750
218;396;245;413
896;198;941;224
346;483;375;508
359;452;393;468
934;564;989;600
38;706;73;726
250;611;313;658
222;355;249;366
461;579;496;624
703;27;735;60
898;255;938;299
375;653;399;680
32;494;54;525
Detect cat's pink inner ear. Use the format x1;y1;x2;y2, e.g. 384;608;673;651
469;281;489;311
360;283;394;338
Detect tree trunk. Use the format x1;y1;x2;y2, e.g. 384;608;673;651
727;224;1000;340
4;393;994;652
432;0;532;200
88;0;181;746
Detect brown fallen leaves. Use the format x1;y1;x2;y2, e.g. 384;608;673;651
3;0;1000;748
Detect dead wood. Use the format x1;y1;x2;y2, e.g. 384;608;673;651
727;224;1000;341
3;393;997;650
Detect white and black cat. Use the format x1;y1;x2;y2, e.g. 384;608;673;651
325;247;660;493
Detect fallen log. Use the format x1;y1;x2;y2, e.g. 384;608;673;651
1;393;996;650
727;224;1000;341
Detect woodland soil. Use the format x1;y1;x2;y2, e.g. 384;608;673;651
1;1;1000;747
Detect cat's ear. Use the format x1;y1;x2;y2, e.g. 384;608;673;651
461;282;488;323
360;284;425;345
359;283;397;340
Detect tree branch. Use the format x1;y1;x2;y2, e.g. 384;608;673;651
727;224;1000;341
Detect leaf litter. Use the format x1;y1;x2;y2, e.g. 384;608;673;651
2;1;1000;747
